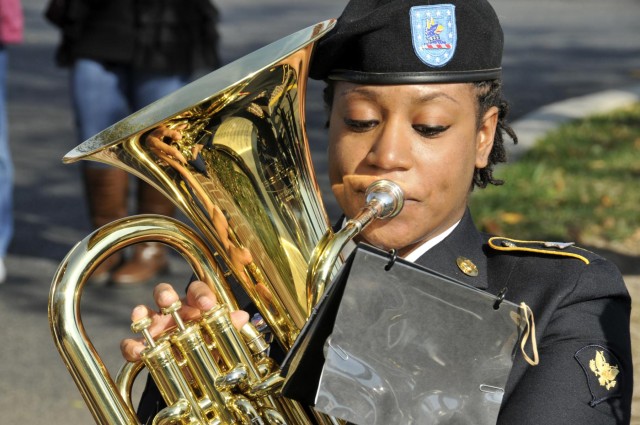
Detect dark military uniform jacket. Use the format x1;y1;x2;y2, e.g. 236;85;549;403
138;208;632;424
413;209;632;424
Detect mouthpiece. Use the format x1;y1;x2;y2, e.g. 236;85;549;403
365;180;404;219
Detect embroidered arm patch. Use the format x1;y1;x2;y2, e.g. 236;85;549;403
574;345;624;406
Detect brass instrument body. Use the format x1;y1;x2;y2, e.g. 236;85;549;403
51;216;230;424
49;18;404;425
63;20;337;345
51;20;337;425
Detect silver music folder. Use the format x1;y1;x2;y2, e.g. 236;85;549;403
313;244;524;425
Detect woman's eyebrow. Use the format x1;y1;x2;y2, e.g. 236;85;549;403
415;91;460;105
338;86;378;99
338;86;460;105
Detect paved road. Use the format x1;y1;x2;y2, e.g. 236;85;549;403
1;0;638;423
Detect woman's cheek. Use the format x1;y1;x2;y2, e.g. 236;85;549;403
358;215;418;251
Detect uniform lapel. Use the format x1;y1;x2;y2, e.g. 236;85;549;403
413;209;489;290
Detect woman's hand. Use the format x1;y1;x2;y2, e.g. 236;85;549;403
120;280;249;362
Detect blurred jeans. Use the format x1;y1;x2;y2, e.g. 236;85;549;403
0;46;13;257
70;59;189;169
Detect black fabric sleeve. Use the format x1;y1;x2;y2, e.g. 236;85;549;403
498;259;632;424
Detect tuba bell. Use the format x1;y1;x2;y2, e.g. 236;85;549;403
49;20;403;425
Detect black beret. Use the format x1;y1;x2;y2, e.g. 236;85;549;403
310;0;504;84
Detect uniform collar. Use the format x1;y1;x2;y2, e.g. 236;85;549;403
334;209;490;290
413;209;489;290
403;218;461;262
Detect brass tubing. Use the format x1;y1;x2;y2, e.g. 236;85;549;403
142;340;210;424
233;397;266;425
170;324;237;424
306;180;404;311
201;304;263;386
200;305;289;421
115;361;146;414
49;214;244;425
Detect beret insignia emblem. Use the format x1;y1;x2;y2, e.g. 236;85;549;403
410;5;457;67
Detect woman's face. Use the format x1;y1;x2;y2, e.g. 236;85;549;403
328;81;498;257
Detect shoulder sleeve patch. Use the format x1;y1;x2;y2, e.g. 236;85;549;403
488;237;591;264
574;345;624;406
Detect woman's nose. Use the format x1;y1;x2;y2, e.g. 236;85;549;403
366;121;413;171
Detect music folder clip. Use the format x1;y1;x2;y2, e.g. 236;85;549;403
281;243;525;425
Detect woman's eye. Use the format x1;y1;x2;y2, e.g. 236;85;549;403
412;124;450;138
344;118;378;132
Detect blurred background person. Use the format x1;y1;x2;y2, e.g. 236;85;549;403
45;0;221;286
0;0;23;283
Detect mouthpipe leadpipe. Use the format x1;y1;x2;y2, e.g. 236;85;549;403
306;179;404;312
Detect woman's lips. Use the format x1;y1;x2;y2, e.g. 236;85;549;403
345;176;415;201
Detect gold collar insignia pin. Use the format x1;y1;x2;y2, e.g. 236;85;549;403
456;256;478;277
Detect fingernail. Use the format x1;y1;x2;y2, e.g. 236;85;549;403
131;305;146;320
133;345;144;357
158;289;173;305
196;294;214;311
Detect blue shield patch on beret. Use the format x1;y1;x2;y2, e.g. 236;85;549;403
410;5;457;68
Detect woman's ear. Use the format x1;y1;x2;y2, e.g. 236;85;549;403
475;106;499;168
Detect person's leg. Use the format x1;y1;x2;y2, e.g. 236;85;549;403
110;71;188;285
0;46;12;283
130;70;189;110
70;59;132;283
70;59;132;142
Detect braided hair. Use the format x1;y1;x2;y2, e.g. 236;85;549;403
472;79;518;188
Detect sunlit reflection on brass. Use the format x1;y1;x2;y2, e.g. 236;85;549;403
65;23;334;345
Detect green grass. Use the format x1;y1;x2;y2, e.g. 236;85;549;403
469;103;640;254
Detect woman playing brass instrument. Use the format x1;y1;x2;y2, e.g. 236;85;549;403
121;0;633;423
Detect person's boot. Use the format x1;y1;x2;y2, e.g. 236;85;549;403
111;180;174;286
83;167;129;284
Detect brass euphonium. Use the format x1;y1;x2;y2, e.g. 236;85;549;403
49;20;404;425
